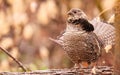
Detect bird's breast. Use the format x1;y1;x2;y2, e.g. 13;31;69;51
59;31;87;51
58;31;101;63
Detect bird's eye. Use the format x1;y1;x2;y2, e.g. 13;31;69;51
73;11;77;13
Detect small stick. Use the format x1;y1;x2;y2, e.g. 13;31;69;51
0;47;27;72
97;8;111;18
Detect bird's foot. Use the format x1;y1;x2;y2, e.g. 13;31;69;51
91;66;101;74
70;63;80;72
74;63;80;69
91;66;96;74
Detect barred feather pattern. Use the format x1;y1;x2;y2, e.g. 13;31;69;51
90;19;115;48
57;24;102;64
50;8;115;68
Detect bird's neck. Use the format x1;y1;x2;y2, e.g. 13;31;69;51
67;18;94;32
66;23;84;32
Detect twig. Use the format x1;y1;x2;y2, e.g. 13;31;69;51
97;8;111;18
0;47;27;72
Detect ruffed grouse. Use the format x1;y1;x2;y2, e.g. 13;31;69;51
50;8;115;71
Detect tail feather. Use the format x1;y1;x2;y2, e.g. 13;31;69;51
90;18;115;48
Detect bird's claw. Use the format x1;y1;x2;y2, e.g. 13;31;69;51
70;63;80;72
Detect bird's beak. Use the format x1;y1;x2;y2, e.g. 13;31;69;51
67;11;73;16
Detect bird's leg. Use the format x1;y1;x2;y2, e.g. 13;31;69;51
70;63;80;71
74;63;80;72
91;62;101;74
90;62;97;74
91;66;97;74
74;63;80;69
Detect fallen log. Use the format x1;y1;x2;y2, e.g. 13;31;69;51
0;66;113;75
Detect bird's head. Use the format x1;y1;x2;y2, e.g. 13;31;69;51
67;8;94;32
67;8;87;23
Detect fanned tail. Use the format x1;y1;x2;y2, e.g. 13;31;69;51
90;18;115;51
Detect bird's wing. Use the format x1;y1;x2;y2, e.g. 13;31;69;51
49;30;65;46
90;18;115;52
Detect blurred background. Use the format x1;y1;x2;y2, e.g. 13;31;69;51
0;0;117;71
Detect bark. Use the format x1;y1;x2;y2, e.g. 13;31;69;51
0;66;113;75
114;1;120;75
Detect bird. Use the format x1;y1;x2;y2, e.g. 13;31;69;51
50;8;115;73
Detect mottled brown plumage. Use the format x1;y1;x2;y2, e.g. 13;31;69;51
50;8;115;69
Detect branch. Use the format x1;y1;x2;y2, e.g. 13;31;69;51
0;47;27;72
0;67;113;75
